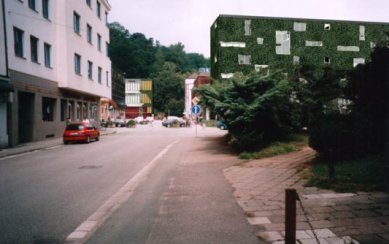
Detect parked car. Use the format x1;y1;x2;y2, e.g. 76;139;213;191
216;120;227;130
135;116;145;123
113;116;126;127
63;122;100;144
162;118;185;128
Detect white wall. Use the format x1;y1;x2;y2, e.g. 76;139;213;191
184;78;195;116
5;0;57;81
5;0;111;98
58;0;111;98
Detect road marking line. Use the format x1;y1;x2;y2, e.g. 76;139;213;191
65;140;179;243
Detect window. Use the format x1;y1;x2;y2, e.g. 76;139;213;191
324;23;331;30
353;58;365;67
74;53;81;74
96;1;101;18
97;33;101;51
73;12;80;34
60;99;67;121
305;40;323;47
293;56;300;65
238;54;251;65
106;71;109;86
87;24;92;43
44;43;51;67
42;97;55;121
28;0;36;11
359;25;365;41
76;102;82;120
30;35;39;63
293;22;307;32
244;20;251;36
106;42;109;57
324;57;331;64
98;67;102;83
14;27;24;57
220;41;245;48
275;30;291;55
86;0;91;7
105;11;108;25
88;61;93;80
42;0;49;19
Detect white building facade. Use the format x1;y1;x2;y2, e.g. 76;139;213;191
2;0;111;147
184;73;196;117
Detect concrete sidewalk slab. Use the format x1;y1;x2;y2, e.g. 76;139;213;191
224;147;389;244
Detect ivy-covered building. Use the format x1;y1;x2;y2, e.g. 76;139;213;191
211;15;389;79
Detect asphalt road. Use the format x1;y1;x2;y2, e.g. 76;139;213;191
0;124;260;243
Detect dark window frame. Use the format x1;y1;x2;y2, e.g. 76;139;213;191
74;53;81;74
44;42;51;67
28;0;37;11
73;12;81;34
42;0;49;19
88;60;93;80
96;1;101;18
87;24;92;44
14;27;24;58
30;35;39;63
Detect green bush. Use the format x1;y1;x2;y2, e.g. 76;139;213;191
198;71;303;151
126;119;136;127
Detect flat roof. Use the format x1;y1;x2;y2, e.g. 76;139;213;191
215;14;389;25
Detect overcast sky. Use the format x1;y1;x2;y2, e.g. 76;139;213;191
107;0;389;58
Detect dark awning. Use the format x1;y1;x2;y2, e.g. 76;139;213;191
0;79;14;92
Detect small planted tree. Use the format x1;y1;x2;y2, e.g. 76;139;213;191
198;71;302;151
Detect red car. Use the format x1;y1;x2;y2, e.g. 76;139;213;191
63;122;100;144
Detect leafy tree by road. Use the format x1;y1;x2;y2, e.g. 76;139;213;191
198;72;302;151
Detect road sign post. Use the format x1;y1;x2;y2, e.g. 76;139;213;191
191;105;201;137
191;105;201;115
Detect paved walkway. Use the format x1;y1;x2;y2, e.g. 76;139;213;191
224;147;389;244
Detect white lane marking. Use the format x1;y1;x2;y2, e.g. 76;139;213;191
65;140;179;243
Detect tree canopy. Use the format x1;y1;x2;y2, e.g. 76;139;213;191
109;22;210;115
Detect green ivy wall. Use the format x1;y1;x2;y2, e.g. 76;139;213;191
211;15;389;79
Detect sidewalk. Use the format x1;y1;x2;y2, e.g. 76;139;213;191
0;128;117;159
224;147;389;244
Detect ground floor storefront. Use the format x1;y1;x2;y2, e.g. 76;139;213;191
5;70;102;147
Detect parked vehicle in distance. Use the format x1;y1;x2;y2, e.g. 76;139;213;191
162;118;185;128
113;116;126;127
216;120;227;130
63;122;100;144
167;116;184;122
135;116;145;123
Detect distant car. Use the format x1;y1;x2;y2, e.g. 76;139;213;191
63;122;100;144
113;117;126;127
167;116;184;122
216;120;227;130
135;116;145;123
162;118;185;128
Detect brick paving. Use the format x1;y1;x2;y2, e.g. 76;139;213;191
224;147;389;244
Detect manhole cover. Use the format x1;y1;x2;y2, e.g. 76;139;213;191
79;165;103;170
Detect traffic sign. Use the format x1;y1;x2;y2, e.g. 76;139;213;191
191;105;201;114
192;97;200;105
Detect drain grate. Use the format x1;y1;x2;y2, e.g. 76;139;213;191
78;165;103;170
